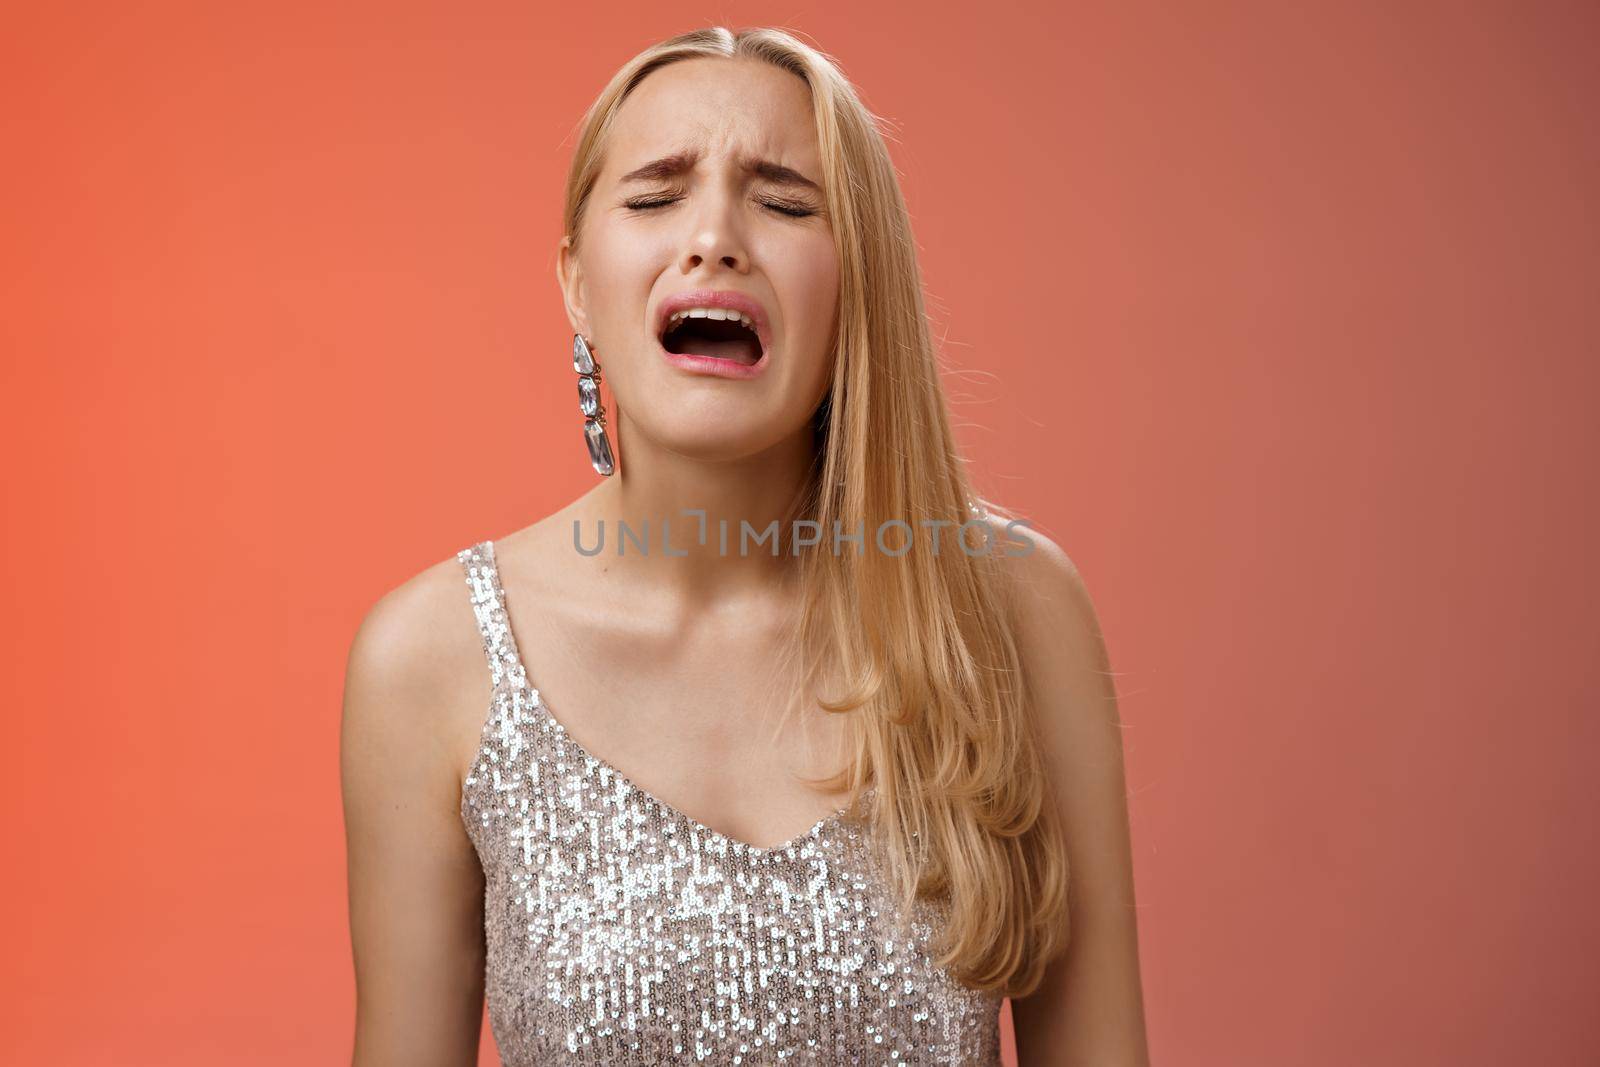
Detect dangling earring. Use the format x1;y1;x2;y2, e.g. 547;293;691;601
573;333;615;476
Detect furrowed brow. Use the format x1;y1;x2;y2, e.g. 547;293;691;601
618;150;699;185
745;158;821;194
617;149;821;194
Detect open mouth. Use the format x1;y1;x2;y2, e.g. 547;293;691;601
659;309;765;366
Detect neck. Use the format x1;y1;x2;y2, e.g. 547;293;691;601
571;423;819;606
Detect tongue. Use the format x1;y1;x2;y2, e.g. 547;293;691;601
665;320;762;365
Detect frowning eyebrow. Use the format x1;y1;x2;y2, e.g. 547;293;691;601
618;149;821;193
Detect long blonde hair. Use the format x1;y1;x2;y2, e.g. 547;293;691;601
560;26;1070;997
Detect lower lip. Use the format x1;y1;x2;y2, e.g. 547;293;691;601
658;342;770;379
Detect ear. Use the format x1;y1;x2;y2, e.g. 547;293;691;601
555;234;590;338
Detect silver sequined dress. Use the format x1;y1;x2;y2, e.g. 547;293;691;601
456;541;1002;1065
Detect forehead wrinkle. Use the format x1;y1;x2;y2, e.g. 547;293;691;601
617;143;820;192
608;63;819;189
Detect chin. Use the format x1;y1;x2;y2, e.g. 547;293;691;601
643;414;801;463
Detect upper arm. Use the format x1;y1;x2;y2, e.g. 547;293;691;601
340;564;488;1067
1001;526;1151;1066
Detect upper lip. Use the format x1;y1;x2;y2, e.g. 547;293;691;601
655;289;771;356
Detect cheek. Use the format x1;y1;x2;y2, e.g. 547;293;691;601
773;237;840;417
783;236;841;356
582;226;663;336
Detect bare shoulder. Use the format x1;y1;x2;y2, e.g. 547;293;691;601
979;518;1120;767
985;515;1108;676
341;546;491;792
983;514;1124;824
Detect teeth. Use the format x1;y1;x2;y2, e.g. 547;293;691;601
666;307;759;333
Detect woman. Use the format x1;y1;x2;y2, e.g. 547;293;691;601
342;26;1149;1066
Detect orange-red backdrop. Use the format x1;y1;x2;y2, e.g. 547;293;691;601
4;2;1597;1064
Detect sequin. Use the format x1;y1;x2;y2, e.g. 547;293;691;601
455;540;1001;1064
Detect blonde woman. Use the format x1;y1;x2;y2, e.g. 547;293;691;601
342;26;1148;1066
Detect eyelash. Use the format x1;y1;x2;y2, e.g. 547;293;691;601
624;194;816;218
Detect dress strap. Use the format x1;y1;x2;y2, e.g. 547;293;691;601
455;539;530;694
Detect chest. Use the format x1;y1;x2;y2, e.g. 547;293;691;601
495;591;853;851
461;695;1002;1065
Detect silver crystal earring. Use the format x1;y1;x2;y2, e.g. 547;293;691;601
573;333;615;476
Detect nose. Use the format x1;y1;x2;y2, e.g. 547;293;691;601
675;184;751;276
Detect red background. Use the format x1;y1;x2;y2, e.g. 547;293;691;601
4;2;1597;1064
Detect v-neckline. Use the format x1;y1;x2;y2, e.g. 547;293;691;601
484;539;866;858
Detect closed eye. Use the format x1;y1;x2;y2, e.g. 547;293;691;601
762;198;817;218
623;194;817;219
622;194;681;213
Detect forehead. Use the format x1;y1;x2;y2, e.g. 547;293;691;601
604;57;820;174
